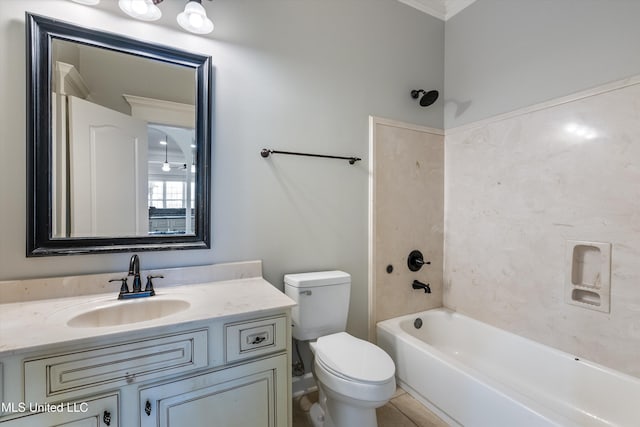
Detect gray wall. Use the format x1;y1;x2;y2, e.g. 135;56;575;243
0;0;443;340
444;0;640;128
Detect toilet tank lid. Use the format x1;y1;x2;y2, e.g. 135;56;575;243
284;271;350;288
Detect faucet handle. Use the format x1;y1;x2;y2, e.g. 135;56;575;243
109;278;129;294
145;275;163;295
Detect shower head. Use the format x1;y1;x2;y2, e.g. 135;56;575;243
411;89;439;107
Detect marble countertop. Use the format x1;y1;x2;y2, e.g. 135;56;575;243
0;277;296;357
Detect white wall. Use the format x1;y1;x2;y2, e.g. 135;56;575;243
0;0;444;340
444;0;640;128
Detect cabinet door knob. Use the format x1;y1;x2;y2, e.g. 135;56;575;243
103;410;111;426
145;400;152;416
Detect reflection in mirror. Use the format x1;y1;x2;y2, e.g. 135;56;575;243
27;13;211;255
147;125;197;236
51;39;197;238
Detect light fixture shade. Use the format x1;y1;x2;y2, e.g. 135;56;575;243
162;141;171;172
177;1;214;34
71;0;100;4
119;0;162;21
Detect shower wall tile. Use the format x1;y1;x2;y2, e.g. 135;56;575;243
444;81;640;378
372;120;444;330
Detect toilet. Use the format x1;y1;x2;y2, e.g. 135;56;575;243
284;271;396;427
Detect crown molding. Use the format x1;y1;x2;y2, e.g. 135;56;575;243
397;0;476;21
444;0;476;19
123;94;195;128
54;62;90;99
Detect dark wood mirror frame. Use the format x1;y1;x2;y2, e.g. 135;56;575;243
26;13;212;256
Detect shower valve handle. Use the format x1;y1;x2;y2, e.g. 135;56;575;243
408;250;430;271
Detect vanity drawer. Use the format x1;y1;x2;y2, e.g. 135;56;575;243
225;316;287;363
24;329;207;402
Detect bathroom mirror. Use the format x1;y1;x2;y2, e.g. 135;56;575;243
26;13;212;256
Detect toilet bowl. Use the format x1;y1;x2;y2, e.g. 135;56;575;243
308;332;396;427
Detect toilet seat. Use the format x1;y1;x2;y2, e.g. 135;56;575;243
315;332;395;384
312;333;396;406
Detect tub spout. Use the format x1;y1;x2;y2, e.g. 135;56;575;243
412;280;431;294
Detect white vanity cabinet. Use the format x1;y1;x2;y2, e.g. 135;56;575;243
0;394;118;427
140;355;287;427
0;265;295;427
0;311;291;427
140;315;289;427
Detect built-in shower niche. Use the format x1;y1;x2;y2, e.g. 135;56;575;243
565;240;611;313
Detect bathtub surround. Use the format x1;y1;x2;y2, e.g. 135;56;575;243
369;117;444;338
442;5;640;383
444;76;640;378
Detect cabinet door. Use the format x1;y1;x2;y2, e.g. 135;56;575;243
0;394;118;427
141;355;288;427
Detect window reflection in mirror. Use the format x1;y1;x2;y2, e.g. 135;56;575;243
147;125;196;235
50;39;197;238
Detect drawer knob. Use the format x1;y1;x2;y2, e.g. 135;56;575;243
145;400;152;416
103;410;111;426
251;335;267;344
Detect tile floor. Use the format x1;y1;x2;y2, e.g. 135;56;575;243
293;387;448;427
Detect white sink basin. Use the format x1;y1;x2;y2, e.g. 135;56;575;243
67;298;191;328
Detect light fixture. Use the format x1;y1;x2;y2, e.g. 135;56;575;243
162;144;171;172
177;0;214;34
76;0;214;35
118;0;162;22
191;138;197;172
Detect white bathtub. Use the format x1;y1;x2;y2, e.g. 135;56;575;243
377;308;640;427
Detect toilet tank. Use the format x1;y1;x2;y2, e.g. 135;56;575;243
284;271;351;341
